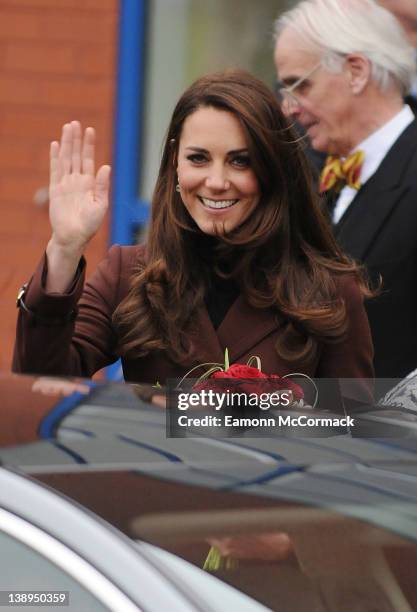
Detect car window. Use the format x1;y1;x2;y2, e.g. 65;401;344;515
0;529;109;612
133;506;417;612
135;541;271;611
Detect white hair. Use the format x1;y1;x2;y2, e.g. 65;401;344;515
274;0;417;95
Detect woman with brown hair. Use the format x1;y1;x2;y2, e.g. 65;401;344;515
13;69;373;383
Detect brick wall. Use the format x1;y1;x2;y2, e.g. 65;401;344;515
0;0;118;370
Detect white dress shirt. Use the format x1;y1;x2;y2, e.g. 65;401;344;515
332;105;415;223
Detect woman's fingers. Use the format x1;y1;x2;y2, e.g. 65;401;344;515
82;126;96;176
71;120;82;173
49;141;60;186
94;164;111;203
52;122;98;179
59;123;73;175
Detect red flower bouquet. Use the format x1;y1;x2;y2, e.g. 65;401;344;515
179;349;305;407
211;364;304;402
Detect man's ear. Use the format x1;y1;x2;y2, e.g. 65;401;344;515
346;54;371;94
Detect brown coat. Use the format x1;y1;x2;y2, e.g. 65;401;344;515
13;245;374;384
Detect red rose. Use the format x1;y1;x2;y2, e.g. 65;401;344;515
212;367;304;400
212;364;268;379
193;362;304;403
193;365;261;395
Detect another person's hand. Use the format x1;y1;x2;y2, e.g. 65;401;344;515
208;532;293;563
32;377;91;397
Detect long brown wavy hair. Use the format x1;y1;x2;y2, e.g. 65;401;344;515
114;69;370;367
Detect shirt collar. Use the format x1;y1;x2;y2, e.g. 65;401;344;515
351;105;414;185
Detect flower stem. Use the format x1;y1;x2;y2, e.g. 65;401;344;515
224;348;230;371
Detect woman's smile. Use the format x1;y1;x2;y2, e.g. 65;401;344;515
198;196;239;211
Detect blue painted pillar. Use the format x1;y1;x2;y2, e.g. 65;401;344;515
107;0;148;381
111;0;148;246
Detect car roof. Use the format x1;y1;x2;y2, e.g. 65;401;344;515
1;372;417;542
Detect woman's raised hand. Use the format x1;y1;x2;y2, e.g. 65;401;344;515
45;121;111;293
48;121;111;254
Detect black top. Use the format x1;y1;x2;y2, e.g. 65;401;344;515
191;232;240;329
205;272;240;329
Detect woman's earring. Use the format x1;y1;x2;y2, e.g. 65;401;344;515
176;183;181;193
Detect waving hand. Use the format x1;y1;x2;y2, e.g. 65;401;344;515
46;121;111;293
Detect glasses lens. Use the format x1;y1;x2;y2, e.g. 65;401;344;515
276;88;298;112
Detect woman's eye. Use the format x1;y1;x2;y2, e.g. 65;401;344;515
231;155;250;168
187;153;207;164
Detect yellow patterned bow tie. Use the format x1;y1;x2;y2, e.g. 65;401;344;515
319;150;365;194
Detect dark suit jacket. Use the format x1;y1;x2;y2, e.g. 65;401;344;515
334;119;417;379
405;94;417;116
12;245;374;385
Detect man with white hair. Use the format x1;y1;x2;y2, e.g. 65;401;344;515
274;0;417;380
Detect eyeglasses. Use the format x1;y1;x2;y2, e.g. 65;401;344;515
275;61;322;110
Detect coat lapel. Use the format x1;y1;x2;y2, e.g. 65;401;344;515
335;119;417;261
188;306;225;367
335;183;410;261
189;296;281;367
217;295;281;363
